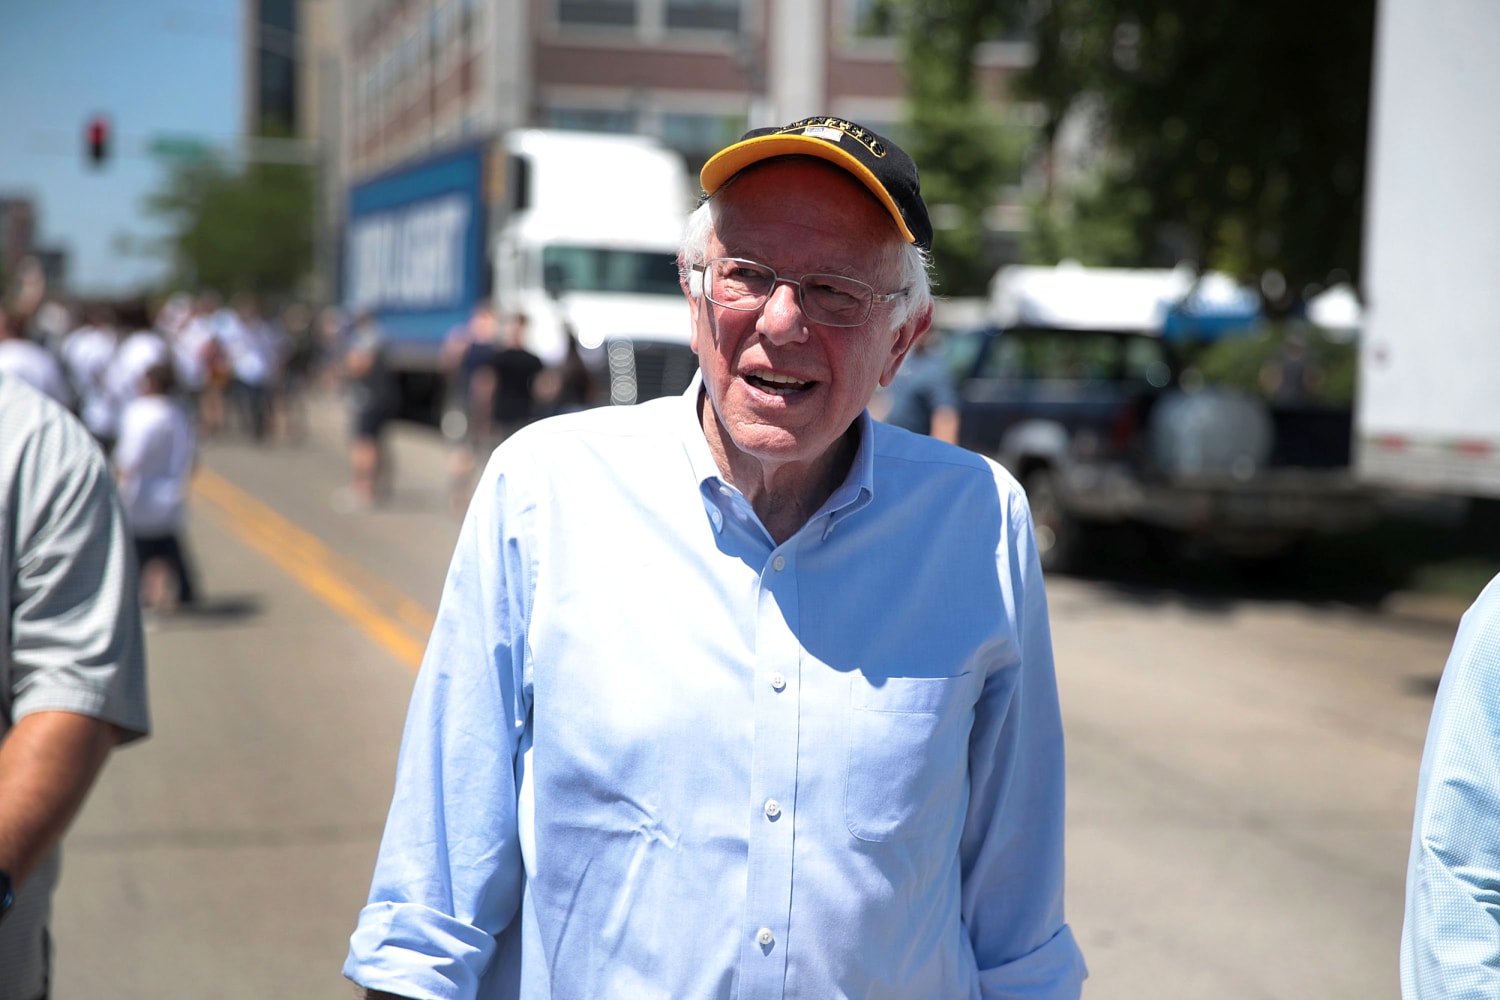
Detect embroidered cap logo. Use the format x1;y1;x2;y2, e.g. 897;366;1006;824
775;117;888;159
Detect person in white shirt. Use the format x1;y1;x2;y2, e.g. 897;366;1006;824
177;293;229;435
222;297;284;442
106;300;174;420
0;304;72;407
61;306;123;450
113;360;199;612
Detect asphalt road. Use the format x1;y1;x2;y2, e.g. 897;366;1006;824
47;389;1461;998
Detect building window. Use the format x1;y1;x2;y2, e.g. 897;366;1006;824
848;0;900;38
259;0;295;33
665;0;741;32
661;112;745;164
544;107;639;133
557;0;637;27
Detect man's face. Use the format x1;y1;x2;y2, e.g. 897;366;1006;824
688;159;925;478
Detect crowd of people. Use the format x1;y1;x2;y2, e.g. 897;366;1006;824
0;288;337;621
429;302;594;512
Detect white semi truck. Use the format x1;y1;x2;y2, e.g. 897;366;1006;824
491;128;698;404
1355;0;1500;500
344;129;697;423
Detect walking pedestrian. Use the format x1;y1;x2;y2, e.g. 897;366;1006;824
339;311;396;510
113;360;199;615
0;372;150;998
62;303;123;452
0;303;71;407
344;116;1085;999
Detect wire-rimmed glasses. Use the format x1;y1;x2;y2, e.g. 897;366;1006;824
691;257;908;328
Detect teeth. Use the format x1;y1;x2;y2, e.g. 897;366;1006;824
753;371;803;385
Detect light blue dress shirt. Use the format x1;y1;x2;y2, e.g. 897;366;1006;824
1403;572;1500;999
345;379;1086;999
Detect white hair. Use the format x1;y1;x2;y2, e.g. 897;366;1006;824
679;187;933;333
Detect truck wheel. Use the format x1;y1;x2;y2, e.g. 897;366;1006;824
1024;468;1081;574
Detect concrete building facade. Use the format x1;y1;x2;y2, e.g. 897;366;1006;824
223;1;1042;303
339;0;1034;182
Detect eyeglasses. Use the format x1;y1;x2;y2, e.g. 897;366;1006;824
691;257;908;328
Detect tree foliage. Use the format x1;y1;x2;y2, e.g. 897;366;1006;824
144;153;314;298
883;0;1035;297
1016;0;1376;306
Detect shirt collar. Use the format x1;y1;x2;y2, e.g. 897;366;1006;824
676;373;876;536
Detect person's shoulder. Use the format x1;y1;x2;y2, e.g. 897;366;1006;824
874;424;1025;509
875;420;1013;484
0;374;99;465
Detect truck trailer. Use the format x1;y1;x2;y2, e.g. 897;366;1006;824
343;130;698;423
1356;0;1500;501
345;141;491;423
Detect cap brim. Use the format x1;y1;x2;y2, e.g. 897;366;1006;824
700;134;918;245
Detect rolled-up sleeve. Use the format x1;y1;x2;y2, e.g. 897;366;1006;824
961;490;1087;999
344;451;534;998
8;400;149;740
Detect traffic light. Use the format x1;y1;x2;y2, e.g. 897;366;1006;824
85;115;110;168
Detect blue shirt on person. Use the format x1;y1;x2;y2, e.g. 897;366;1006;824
1402;571;1500;999
344;377;1086;999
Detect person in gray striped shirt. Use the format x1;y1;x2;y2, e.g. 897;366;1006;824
0;372;151;1000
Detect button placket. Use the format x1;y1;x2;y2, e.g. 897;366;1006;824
742;539;796;991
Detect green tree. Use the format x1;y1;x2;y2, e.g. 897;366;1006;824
1017;0;1376;306
144;151;315;298
884;0;1035;297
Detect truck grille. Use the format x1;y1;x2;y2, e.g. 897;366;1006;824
606;339;698;405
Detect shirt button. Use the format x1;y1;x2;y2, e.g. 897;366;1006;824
772;555;786;571
757;927;774;947
764;799;781;819
770;672;786;691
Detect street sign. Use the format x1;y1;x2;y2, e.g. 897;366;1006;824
147;134;213;161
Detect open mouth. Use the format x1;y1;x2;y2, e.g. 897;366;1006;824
744;371;814;396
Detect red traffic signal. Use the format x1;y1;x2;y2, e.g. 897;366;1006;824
86;115;110;168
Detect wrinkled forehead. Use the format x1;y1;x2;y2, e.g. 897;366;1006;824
709;157;907;275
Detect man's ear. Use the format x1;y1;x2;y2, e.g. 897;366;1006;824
682;257;706;355
879;304;933;387
680;254;702;299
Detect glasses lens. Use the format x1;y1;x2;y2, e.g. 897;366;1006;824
708;259;774;307
704;259;877;327
801;274;874;326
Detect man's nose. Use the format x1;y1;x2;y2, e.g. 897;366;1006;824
757;279;809;344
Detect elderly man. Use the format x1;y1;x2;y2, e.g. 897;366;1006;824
345;117;1086;1000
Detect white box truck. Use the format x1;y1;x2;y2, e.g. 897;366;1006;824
1356;0;1500;500
491;129;699;404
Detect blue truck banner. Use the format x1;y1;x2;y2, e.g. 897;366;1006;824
344;142;488;351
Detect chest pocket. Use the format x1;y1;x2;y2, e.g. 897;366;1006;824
845;673;973;843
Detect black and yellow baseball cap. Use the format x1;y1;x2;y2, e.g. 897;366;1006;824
700;116;934;252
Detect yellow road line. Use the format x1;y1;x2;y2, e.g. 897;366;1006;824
191;467;432;672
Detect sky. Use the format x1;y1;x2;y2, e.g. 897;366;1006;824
0;0;242;296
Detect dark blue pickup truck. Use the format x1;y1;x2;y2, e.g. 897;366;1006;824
954;306;1379;573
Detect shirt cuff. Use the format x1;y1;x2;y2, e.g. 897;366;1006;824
344;900;498;999
978;924;1088;1000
